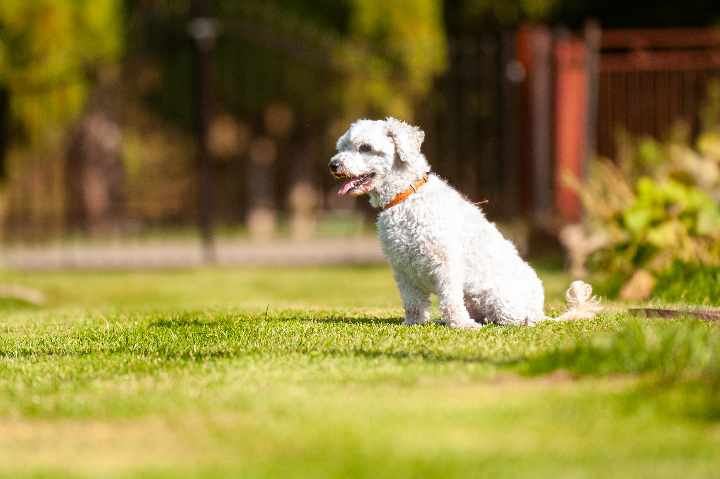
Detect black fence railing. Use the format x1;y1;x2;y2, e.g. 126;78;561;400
2;6;520;249
7;4;718;259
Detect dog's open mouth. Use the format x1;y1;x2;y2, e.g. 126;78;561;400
336;172;376;196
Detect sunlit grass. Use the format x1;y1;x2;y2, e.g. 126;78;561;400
652;262;720;306
0;264;718;478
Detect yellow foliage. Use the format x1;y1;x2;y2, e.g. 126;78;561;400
0;0;122;143
340;0;447;121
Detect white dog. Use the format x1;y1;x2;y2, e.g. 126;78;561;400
329;117;600;328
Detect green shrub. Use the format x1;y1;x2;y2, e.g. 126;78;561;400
565;83;720;299
588;176;720;275
653;262;720;305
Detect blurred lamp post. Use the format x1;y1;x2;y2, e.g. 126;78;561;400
0;87;8;181
188;2;219;263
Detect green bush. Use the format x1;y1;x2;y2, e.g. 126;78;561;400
653;262;720;305
566;83;720;300
589;176;720;275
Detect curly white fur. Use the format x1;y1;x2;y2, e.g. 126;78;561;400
329;117;601;328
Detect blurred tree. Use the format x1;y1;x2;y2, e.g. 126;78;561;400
133;0;446;129
0;88;8;180
450;0;720;29
0;0;122;235
126;0;447;236
341;0;447;120
64;82;125;233
0;0;122;143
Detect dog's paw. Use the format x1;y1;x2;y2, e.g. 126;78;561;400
447;321;484;330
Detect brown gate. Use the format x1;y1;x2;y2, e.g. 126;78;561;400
598;28;720;159
518;25;720;225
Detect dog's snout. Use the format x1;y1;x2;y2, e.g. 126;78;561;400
329;158;341;173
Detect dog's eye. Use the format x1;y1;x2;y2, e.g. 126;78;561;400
358;143;372;153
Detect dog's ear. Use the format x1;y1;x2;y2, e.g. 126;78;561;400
385;117;425;164
335;128;351;151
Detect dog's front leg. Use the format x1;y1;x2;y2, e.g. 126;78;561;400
434;261;479;329
394;272;431;326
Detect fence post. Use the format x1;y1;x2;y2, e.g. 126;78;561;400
0;87;8;181
529;27;553;221
517;26;553;220
246;134;277;240
189;1;218;263
553;30;587;223
584;21;601;178
499;31;521;217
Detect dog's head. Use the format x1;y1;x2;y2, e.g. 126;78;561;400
329;117;429;198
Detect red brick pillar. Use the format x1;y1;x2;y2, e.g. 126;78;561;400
554;35;588;223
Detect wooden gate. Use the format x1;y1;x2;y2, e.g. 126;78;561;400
597;28;720;159
518;25;720;224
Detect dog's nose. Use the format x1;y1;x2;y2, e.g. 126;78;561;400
329;159;341;173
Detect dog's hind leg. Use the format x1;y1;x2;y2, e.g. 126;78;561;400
464;294;490;325
465;290;534;326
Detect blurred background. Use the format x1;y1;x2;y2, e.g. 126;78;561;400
2;0;720;276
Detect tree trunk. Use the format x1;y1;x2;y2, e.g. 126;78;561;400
0;87;9;181
247;136;277;239
288;134;318;240
64;97;124;234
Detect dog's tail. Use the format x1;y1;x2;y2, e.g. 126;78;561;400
552;280;602;321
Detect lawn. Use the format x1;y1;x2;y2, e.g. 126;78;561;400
0;264;719;478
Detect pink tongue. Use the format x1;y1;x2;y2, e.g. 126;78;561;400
338;178;358;196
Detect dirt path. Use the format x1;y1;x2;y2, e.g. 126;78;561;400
1;237;385;270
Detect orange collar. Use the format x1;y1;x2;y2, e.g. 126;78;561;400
382;174;429;211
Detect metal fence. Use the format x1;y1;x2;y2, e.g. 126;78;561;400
518;25;720;225
597;28;720;159
4;8;720;266
2;5;521;251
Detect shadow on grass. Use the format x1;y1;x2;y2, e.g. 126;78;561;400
0;345;516;367
150;317;223;328
521;319;719;378
319;347;520;367
142;313;516;366
147;312;404;327
1;312;516;367
519;318;720;421
308;316;403;326
0;297;41;312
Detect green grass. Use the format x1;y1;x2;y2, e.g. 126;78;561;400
0;265;719;478
652;262;720;306
589;261;720;306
